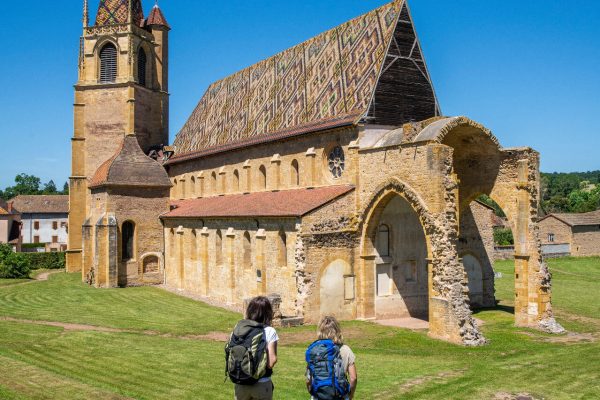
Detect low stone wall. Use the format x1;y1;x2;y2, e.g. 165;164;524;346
494;246;514;261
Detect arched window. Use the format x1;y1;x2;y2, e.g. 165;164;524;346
259;165;267;190
172;179;178;198
233;170;240;193
122;221;135;261
99;43;117;83
211;172;217;195
377;224;390;257
216;229;223;265
278;230;287;267
190;176;196;197
243;231;252;269
190;229;197;262
137;47;147;87
291;160;300;187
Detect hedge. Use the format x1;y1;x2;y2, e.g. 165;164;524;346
19;252;66;270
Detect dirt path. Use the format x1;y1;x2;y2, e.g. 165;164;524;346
0;269;64;289
0;316;229;341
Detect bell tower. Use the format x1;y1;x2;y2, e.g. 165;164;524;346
67;0;170;272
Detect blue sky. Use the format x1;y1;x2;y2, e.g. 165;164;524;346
0;0;598;188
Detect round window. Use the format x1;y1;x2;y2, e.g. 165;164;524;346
328;146;345;179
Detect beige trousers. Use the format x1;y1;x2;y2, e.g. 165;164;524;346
234;381;274;400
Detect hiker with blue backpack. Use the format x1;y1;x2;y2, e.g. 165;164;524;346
225;296;278;400
306;316;358;400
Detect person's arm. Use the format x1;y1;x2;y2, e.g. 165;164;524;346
267;340;277;369
348;363;357;399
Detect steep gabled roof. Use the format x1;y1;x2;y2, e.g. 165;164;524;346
163;185;355;219
146;4;169;28
174;0;438;157
10;195;69;214
540;210;600;227
95;0;144;27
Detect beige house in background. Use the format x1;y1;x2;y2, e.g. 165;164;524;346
67;0;564;345
11;195;69;252
0;200;21;251
539;210;600;257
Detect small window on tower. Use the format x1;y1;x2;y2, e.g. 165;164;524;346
99;43;117;83
548;233;555;243
138;48;147;87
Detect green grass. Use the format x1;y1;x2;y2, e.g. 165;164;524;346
0;258;599;399
0;278;30;287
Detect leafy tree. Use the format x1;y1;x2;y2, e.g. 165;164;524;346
477;194;506;217
62;182;69;195
43;180;58;194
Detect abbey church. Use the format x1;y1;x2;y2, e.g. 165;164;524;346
67;0;563;345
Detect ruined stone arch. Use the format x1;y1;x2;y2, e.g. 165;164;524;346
360;178;434;260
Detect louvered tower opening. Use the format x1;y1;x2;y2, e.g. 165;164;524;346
138;48;147;87
99;43;117;83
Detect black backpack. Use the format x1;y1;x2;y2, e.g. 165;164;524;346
225;320;269;385
306;339;351;399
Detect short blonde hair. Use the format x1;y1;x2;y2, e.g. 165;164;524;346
317;316;344;345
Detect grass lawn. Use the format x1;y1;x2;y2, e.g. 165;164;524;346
0;258;599;399
0;278;30;287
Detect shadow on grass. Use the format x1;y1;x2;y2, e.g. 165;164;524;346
472;304;515;316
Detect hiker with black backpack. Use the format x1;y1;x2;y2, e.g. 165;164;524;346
225;296;278;400
306;316;357;400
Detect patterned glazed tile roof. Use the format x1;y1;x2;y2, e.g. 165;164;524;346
174;0;408;155
10;195;69;214
541;210;600;227
90;135;172;189
95;0;144;26
166;112;360;166
146;4;169;28
163;185;355;219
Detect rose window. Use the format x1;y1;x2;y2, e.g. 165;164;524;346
328;146;345;179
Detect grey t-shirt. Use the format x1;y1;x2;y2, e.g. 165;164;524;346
339;344;356;373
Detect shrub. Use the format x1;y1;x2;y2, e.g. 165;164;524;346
0;252;31;279
22;243;47;249
19;252;65;270
0;243;12;260
494;228;514;246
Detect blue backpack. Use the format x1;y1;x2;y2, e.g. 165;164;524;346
305;339;351;400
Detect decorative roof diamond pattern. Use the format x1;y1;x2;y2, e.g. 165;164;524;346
95;0;144;26
174;0;404;154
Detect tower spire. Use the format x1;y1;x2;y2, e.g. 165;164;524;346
83;0;89;28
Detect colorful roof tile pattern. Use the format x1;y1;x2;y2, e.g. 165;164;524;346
95;0;144;26
174;0;408;154
146;5;169;28
163;185;355;219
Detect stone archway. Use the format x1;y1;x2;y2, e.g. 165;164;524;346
358;178;485;346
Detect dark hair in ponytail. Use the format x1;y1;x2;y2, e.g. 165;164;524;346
246;296;273;326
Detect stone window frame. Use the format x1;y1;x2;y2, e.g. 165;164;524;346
121;220;136;262
242;231;252;269
290;159;300;187
233;169;240;193
211;171;218;195
326;145;345;180
258;165;267;190
548;233;555;243
98;41;118;84
377;224;391;257
277;229;287;268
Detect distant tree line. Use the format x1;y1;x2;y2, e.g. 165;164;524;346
541;171;600;214
0;174;68;201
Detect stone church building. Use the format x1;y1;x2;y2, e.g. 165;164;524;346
67;0;563;345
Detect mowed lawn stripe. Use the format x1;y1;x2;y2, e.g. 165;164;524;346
0;273;239;335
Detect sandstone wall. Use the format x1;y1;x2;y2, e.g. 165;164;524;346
572;226;600;256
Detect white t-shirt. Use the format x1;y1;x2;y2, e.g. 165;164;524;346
258;326;279;383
